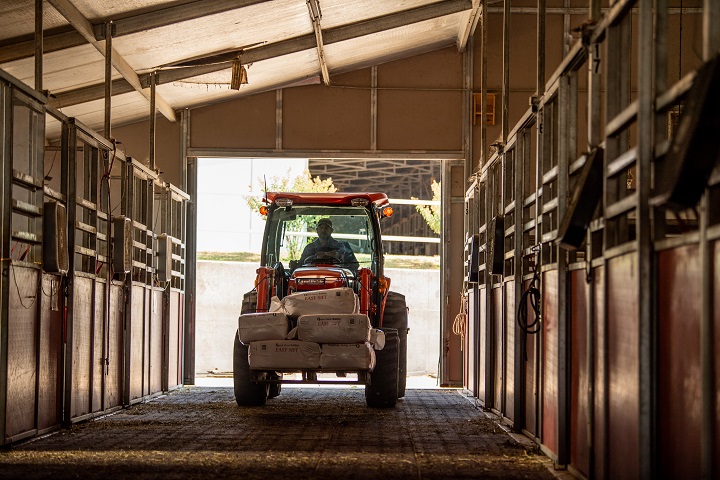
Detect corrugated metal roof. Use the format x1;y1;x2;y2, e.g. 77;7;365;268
0;0;477;136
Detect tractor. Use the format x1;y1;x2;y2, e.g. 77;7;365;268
233;192;408;407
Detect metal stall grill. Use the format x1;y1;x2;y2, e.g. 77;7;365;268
0;70;48;444
466;1;720;479
154;182;189;392
121;159;161;405
65;119;125;424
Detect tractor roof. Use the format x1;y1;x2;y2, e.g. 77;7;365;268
264;192;389;207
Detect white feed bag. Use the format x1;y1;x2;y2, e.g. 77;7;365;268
320;342;376;370
248;340;321;369
297;314;371;344
369;328;386;351
237;312;289;343
276;287;359;317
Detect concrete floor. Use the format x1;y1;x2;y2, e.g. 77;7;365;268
0;384;566;479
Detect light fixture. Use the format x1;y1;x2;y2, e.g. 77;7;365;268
382;206;394;218
231;57;248;90
274;198;293;207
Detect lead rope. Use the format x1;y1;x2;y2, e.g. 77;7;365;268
517;267;542;362
452;290;467;351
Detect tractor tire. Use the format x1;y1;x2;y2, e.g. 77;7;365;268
241;291;257;314
365;328;399;408
383;291;408;398
233;333;268;406
268;373;282;399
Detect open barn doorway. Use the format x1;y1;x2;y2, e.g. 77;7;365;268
192;157;443;389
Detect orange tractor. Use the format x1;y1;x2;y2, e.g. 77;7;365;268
234;192;408;407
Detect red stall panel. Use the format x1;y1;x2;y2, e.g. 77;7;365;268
129;285;146;402
168;290;184;389
606;254;639;479
71;276;93;420
713;240;720;476
150;288;164;394
592;265;606;480
523;278;538;437
92;283;105;412
542;270;559;457
105;283;124;408
505;281;516;423
37;274;62;433
478;286;487;404
493;286;503;411
5;267;39;441
657;245;702;479
570;270;589;477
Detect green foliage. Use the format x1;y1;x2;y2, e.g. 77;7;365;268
245;169;336;260
413;179;441;234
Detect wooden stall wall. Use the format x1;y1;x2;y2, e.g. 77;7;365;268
569;269;589;477
5;267;40;442
541;270;559;458
657;245;702;479
38;274;63;434
715;240;720;476
606;255;640;479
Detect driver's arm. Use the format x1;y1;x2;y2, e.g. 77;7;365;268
298;242;315;266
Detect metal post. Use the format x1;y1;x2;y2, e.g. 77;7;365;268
275;90;283;151
371;66;377;152
149;72;156;171
704;0;720;59
63;122;78;424
0;82;11;443
180;109;189;193
534;0;546;440
183;157;197;385
464;38;473;176
586;1;602;475
700;3;717;478
637;0;655;478
502;0;511;144
34;0;43;93
480;0;488;167
104;22;112;140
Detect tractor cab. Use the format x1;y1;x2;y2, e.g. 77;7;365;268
257;192;394;324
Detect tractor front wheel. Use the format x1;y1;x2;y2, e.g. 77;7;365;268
382;292;408;398
365;328;399;408
233;333;269;406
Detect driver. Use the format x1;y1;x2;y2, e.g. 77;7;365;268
298;218;359;271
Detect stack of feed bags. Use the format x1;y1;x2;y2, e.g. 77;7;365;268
242;288;385;371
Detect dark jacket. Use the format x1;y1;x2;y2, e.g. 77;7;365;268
299;237;359;271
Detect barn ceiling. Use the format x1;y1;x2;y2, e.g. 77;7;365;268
0;0;480;138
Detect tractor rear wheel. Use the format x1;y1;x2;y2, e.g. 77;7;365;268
233;333;269;406
382;292;408;398
365;328;399;408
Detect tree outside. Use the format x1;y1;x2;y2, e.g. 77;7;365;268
245;169;336;260
413;179;441;234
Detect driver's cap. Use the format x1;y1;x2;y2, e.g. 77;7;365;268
317;218;333;228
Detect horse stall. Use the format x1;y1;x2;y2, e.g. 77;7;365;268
0;66;189;445
463;2;720;478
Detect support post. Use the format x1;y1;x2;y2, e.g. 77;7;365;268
34;0;43;93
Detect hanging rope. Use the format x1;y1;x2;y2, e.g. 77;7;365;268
517;267;542;362
452;291;468;351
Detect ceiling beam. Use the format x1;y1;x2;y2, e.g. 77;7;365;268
458;0;482;52
307;0;330;86
49;0;472;108
0;0;270;64
47;0;177;122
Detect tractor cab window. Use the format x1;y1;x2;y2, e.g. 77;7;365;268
263;206;377;273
